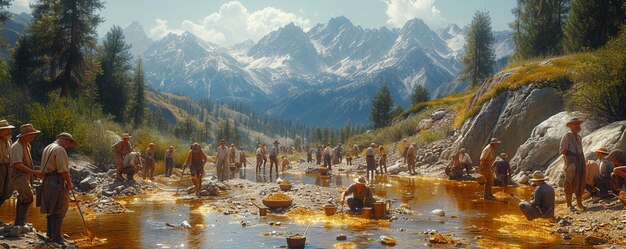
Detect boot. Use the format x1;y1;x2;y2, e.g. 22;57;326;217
46;216;53;240
52;217;64;245
565;194;574;211
14;203;28;226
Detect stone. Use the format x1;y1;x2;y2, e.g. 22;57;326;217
584;235;608;245
79;176;98;191
431;209;445;217
510;111;602;178
431;110;446;121
517;175;529;184
336;234;347;241
417;119;434;132
387;163;408;175
429;233;454;244
424;155;438;164
380;235;397;246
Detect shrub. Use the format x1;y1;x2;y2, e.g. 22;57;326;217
83;121;116;167
566;28;626;122
28;99;88;159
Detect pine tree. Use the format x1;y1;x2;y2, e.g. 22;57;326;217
510;0;570;60
410;84;430;105
0;0;12;47
370;84;393;130
459;11;495;86
30;0;104;99
95;25;132;123
563;0;625;53
127;58;145;127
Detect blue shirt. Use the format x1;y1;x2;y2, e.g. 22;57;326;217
531;183;555;217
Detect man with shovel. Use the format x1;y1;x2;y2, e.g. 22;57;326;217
518;171;555;221
185;143;207;195
40;133;77;245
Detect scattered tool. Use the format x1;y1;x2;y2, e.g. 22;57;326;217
594;187;626;203
69;188;95;241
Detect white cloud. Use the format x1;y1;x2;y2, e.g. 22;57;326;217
384;0;447;29
149;1;310;46
9;0;32;13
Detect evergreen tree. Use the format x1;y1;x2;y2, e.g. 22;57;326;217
9;35;49;102
0;0;12;47
510;0;570;60
30;0;104;98
410;84;430;105
95;25;132;123
459;11;495;86
370;84;393;130
127;58;145;127
563;0;625;53
294;137;301;150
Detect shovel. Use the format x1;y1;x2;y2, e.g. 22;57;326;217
594;187;626;203
175;165;187;194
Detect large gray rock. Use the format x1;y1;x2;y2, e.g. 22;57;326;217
79;176;98;191
453;84;565;165
416;119;433;132
387;162;408;175
510;112;603;175
546;120;626;186
431;110;446;121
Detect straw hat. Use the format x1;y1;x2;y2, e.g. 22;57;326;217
566;117;584;127
169;146;174;149
489;138;501;144
16;124;40;138
56;132;78;145
273;140;280;145
354;176;368;184
0;120;15;130
459;148;466;153
149;143;155;147
529;171;548;182
122;133;131;139
500;153;508;158
595;147;609;155
370;143;376;147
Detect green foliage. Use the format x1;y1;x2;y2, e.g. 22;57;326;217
566;27;626;122
511;0;570;60
95;25;132;123
27;98;88;156
127;58;146;127
410;84;430;106
391;105;404;118
83;121;116;167
370;84;394;130
293;137;301;150
563;0;625;53
459;11;495;86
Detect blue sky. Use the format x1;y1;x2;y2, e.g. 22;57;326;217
10;0;516;46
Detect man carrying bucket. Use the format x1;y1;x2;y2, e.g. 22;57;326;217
339;176;374;214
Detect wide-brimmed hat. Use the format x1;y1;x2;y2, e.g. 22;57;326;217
489;138;501;144
354;176;368;184
169;146;174;149
0;120;15;130
192;143;200;150
122;133;131;139
500;153;508;158
370;143;376;147
459;148;466;152
595;147;609;155
566;117;584;127
219;139;225;143
149;143;155;147
529;171;548;182
56;132;78;145
273;140;280;144
16;124;40;138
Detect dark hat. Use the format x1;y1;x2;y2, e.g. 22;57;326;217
16;124;41;138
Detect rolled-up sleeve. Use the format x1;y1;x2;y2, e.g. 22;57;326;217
10;144;23;165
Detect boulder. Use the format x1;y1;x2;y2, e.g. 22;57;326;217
79;176;98;191
452;83;565;167
432;110;446;121
387;163;408;175
424;155;438;164
510;112;603;175
416;119;434;132
546;120;626;186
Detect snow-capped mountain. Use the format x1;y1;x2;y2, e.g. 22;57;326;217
123;21;154;58
137;17;514;127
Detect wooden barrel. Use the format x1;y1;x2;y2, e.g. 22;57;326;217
373;201;385;219
362;207;372;219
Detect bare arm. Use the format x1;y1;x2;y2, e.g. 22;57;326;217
60;171;73;190
13;163;43;178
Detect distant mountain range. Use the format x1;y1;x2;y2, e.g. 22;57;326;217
129;16;513;127
0;13;514;127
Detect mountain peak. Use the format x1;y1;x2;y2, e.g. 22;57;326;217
328;16;353;29
123;21;154;57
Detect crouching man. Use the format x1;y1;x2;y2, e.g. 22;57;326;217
121;151;142;184
40;133;77;245
339;176;374;214
519;171;555;221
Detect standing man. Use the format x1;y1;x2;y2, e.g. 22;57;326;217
407;143;417;175
366;143;377;179
11;124;43;226
458;148;473;176
346;149;353;166
316;145;322;165
239;147;247;168
0;120;15;214
112;133;132;179
560;118;586;211
306;146;313;163
255;144;263;173
269;140;280;175
493;153;512;192
480;138;500;200
353;144;360;158
144;143;156;180
323;144;332;170
260;143;268;172
337;143;343;163
518;171;555;221
215;140;229;181
229;144;236;164
185;143;207;196
378;145;387;174
164;146;175;177
40;133;77;244
401;139;408;163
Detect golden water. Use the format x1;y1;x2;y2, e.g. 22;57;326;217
0;168;580;248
